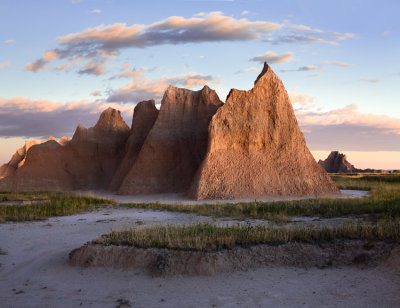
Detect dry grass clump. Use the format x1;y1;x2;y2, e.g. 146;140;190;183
93;218;400;251
0;192;115;222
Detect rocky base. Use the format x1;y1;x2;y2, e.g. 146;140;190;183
69;241;399;276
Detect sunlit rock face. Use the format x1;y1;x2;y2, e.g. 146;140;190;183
189;63;339;200
118;85;223;194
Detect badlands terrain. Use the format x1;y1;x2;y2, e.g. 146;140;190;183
1;64;399;307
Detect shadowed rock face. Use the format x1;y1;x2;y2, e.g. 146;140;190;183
0;108;130;191
318;151;355;173
118;85;223;194
189;63;339;200
109;100;159;191
63;108;130;190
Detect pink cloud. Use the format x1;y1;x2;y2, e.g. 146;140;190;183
250;51;293;63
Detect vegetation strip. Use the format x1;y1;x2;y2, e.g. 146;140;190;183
0;192;115;222
93;219;400;251
122;174;400;219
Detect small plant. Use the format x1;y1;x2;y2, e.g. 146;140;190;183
0;248;7;255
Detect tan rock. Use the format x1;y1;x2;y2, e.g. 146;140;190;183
0;108;130;191
189;63;339;200
109;100;159;191
118;85;223;194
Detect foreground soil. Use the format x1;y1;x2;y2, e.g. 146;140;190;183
1;207;399;307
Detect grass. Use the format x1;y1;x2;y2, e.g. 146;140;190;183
122;174;400;220
0;192;115;222
93;218;400;251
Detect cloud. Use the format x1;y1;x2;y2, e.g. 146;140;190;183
0;97;133;138
106;68;220;103
27;11;282;72
331;61;353;67
78;60;107;75
297;65;323;71
0;61;9;69
250;51;293;63
281;65;324;72
91;9;101;13
382;30;390;36
241;10;250;15
361;78;380;83
324;60;353;67
235;67;259;74
90;90;103;96
288;89;315;108
296;104;400;151
269;23;356;46
26;51;60;72
4;39;16;44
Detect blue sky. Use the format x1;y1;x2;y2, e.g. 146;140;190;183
0;0;399;168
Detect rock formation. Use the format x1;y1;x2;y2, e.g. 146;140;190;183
0;108;130;191
65;107;130;190
0;62;339;198
0;140;41;179
109;100;159;191
118;85;223;194
189;63;339;199
318;151;356;173
318;151;387;174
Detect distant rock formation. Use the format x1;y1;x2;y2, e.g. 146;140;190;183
318;151;387;174
109;100;159;191
318;151;355;173
0;62;340;198
0;108;129;191
118;85;223;194
189;63;339;199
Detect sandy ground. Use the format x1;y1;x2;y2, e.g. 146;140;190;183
78;189;370;205
1;207;399;308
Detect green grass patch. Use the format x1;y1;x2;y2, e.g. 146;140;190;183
123;174;400;219
93;218;400;251
0;192;115;222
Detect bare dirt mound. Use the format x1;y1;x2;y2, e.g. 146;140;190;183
190;63;339;200
69;240;395;276
118;85;223;195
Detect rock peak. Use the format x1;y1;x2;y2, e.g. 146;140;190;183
254;61;270;85
95;108;129;131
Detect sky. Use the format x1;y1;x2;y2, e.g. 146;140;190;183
0;0;399;169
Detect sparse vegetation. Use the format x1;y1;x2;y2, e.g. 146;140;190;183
93;218;400;251
0;247;7;255
0;192;115;222
123;174;400;219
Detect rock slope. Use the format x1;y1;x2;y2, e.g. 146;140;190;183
109;100;159;191
0;108;129;191
189;63;339;199
118;86;223;194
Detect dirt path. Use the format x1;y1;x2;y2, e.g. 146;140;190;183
1;207;399;307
